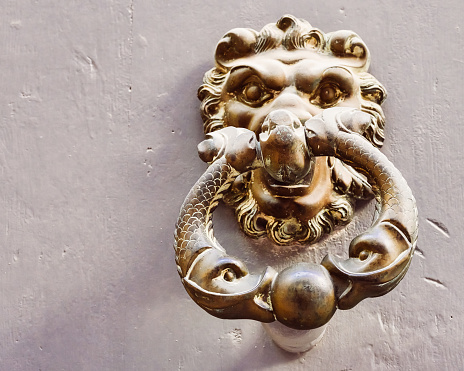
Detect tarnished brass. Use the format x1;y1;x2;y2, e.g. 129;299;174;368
174;15;418;332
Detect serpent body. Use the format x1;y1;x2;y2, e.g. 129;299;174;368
174;158;235;278
306;109;418;309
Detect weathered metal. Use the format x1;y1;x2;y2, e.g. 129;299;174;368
174;15;418;334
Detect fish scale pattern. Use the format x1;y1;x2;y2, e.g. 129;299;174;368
174;158;236;277
336;134;418;243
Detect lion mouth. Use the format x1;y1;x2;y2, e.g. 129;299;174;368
270;183;310;189
255;167;314;198
258;109;314;187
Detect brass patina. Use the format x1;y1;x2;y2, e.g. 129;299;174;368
174;15;418;332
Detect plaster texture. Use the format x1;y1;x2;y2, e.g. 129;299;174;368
0;1;463;370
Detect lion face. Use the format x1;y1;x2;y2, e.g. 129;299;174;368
198;15;387;245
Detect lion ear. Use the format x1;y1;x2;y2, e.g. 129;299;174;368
215;28;258;71
329;157;374;199
327;30;370;71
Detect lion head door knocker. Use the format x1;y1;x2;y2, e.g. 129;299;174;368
174;15;418;352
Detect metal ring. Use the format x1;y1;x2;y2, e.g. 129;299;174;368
174;108;418;330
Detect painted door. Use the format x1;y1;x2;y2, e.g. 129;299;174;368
1;1;462;370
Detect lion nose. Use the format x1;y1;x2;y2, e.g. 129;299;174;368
267;89;316;122
259;109;313;184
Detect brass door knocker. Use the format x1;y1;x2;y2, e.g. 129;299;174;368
174;15;418;351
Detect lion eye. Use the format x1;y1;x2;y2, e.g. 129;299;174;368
238;82;272;107
312;82;344;108
245;84;262;101
320;85;337;103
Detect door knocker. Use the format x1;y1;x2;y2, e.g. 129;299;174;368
174;15;418;351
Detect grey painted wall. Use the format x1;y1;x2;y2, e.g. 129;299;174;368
0;0;463;370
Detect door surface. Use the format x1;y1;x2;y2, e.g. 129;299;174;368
0;1;463;370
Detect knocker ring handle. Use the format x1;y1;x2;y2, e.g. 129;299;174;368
174;107;418;330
